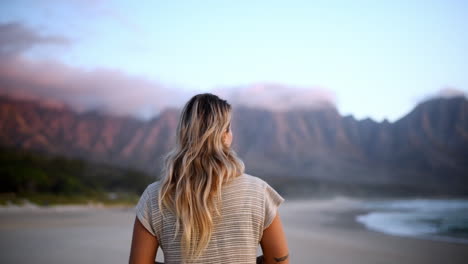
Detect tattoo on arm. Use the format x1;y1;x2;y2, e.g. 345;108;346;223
274;253;289;262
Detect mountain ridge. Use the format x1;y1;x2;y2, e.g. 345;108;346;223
1;93;467;196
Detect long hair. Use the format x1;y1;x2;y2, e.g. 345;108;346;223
157;93;245;262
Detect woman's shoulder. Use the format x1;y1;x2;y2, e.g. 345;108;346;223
240;173;269;190
139;180;162;204
143;180;161;193
149;180;162;189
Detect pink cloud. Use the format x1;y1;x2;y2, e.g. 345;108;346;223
0;21;338;120
0;22;71;58
212;82;337;111
0;22;192;120
436;87;466;98
0;55;191;119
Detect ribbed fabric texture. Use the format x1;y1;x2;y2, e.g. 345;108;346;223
135;173;285;264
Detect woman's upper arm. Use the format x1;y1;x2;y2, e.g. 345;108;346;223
129;183;161;264
260;182;289;264
129;216;159;264
260;211;289;264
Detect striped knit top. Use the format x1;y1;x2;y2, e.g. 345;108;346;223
135;173;285;264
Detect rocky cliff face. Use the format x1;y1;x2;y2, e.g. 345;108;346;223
0;95;178;172
1;94;467;195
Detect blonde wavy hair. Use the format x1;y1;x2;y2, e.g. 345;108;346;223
157;93;245;262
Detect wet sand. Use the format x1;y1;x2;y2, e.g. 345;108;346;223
1;198;467;264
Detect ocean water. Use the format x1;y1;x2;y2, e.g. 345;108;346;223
355;198;468;244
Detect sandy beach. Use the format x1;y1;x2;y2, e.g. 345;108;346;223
1;197;467;264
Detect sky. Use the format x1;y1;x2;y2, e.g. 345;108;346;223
0;0;467;121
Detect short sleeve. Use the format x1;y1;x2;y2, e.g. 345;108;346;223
263;182;285;230
135;185;156;236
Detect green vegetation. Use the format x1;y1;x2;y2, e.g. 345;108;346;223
0;146;157;206
0;192;140;206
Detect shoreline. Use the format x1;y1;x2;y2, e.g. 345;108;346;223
0;200;134;212
333;205;468;245
284;197;468;245
2;195;467;245
279;197;468;264
1;196;468;264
